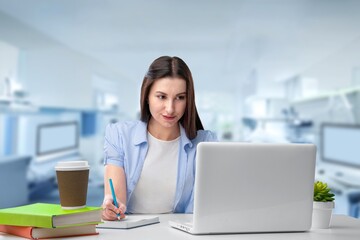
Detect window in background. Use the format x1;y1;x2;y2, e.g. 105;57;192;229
244;97;267;118
92;74;119;111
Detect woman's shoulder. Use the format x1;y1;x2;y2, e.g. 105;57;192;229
106;120;144;134
195;129;218;142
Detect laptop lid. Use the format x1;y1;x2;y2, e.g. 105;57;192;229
192;142;316;234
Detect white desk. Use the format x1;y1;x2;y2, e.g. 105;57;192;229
1;214;359;239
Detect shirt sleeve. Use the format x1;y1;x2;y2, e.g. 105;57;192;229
200;130;218;142
206;130;218;142
103;123;125;167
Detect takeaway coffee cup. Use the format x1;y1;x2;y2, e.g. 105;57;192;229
55;161;90;209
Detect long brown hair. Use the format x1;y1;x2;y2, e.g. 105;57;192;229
140;56;204;140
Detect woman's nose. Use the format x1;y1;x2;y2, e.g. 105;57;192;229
165;100;175;114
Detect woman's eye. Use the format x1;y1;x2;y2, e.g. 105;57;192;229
176;95;185;100
157;95;165;99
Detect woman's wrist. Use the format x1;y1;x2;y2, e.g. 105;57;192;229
103;194;114;204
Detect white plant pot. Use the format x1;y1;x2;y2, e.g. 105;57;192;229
312;201;335;229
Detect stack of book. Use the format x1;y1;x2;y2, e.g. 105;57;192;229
0;203;102;239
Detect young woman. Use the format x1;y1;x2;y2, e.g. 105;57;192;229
101;56;217;220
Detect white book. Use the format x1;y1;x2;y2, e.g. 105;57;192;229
97;215;159;229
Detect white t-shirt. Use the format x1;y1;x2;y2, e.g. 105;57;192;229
127;132;179;213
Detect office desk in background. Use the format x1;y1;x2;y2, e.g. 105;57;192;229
0;214;360;240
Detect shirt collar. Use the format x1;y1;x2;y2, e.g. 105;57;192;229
133;121;148;145
179;124;192;150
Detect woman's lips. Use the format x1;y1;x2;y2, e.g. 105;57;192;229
163;115;176;121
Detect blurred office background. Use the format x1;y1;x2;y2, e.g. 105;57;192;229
0;0;359;218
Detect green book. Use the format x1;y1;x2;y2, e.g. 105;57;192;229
0;203;102;228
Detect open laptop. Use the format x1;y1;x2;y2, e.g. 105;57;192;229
169;142;316;234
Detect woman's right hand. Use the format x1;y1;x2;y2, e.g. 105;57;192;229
101;195;127;220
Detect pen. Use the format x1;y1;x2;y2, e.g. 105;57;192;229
109;178;121;219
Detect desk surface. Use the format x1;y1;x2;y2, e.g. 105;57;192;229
1;214;360;240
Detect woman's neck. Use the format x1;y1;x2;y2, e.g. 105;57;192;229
148;119;180;141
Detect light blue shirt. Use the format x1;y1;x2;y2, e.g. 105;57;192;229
103;120;217;213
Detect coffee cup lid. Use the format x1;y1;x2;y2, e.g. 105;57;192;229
55;161;90;171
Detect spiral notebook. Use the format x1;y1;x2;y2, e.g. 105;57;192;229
97;215;159;229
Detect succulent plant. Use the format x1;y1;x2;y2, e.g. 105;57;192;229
314;181;335;202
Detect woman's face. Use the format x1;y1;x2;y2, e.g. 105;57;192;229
148;77;187;130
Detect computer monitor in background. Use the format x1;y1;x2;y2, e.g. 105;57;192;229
321;123;360;168
36;121;79;162
320;123;360;218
